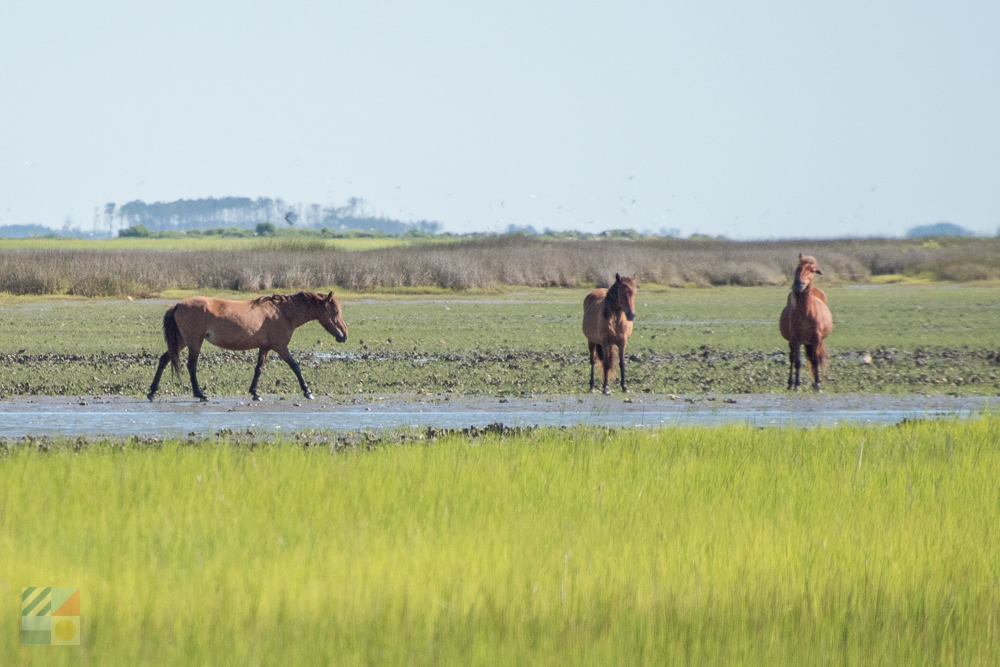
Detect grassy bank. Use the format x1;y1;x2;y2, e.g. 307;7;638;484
2;235;999;296
1;284;998;397
0;235;412;253
3;418;999;664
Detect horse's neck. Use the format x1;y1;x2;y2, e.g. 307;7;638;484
279;301;317;328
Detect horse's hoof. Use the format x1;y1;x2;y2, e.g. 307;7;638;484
602;388;610;396
252;394;262;402
195;394;208;402
146;392;155;402
304;392;314;400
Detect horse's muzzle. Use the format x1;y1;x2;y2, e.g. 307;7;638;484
626;311;636;322
793;280;806;293
334;330;347;343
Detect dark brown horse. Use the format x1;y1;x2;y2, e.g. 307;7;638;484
147;291;347;401
583;273;637;394
779;254;833;391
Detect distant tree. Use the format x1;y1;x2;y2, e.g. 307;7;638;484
119;224;152;238
255;222;277;237
104;203;116;235
61;216;81;237
307;203;322;227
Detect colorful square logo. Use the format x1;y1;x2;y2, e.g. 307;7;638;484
22;587;80;645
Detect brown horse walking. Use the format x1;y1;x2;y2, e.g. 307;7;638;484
147;291;348;402
583;273;637;394
779;254;832;391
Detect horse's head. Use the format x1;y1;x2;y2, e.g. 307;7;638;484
613;273;638;321
318;291;348;343
793;254;822;293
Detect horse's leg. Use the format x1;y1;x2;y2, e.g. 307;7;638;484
248;348;268;401
806;338;822;391
601;345;614;395
618;341;628;392
276;347;313;400
588;342;598;392
788;341;801;390
147;352;172;401
186;344;207;401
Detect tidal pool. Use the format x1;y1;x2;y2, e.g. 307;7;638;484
0;394;995;437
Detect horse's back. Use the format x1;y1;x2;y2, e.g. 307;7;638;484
173;296;272;350
173;296;215;322
809;292;833;337
583;289;606;309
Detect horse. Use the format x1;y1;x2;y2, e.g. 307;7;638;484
583;273;638;394
779;254;832;391
146;291;348;402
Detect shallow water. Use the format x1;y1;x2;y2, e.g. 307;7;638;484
0;394;995;437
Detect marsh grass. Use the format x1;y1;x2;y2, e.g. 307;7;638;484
2;418;999;664
2;236;999;296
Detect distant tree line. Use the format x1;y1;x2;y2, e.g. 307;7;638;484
904;222;976;238
113;196;440;236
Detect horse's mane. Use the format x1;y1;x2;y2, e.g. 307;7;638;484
602;278;633;317
799;254;818;267
250;292;325;309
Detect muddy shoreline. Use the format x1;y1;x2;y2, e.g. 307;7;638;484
1;345;999;399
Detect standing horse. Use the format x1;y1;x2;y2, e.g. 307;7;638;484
583;273;638;394
147;291;348;402
779;254;832;391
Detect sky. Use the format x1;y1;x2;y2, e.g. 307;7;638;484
1;1;998;239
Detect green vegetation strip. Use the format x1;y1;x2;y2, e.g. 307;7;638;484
3;418;999;664
1;284;998;397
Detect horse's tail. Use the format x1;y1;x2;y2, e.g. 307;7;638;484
816;339;829;369
163;306;183;378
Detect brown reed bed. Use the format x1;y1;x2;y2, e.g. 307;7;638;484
0;235;997;296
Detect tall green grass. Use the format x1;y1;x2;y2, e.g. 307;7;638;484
3;419;999;664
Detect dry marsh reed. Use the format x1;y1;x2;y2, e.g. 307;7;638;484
2;417;1000;664
1;235;998;296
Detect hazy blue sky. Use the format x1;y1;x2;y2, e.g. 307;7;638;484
2;1;998;238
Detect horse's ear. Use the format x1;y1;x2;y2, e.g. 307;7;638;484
799;253;804;261
326;291;334;300
814;268;823;275
615;273;621;282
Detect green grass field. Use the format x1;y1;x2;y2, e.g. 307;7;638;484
1;283;998;397
3;418;999;665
